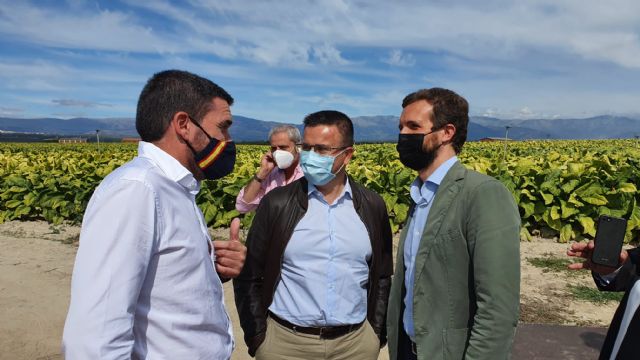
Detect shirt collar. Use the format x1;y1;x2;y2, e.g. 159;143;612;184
410;156;458;204
278;163;304;178
308;177;353;201
138;141;200;194
293;164;304;178
427;155;458;186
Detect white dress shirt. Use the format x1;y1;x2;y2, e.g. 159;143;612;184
63;141;233;360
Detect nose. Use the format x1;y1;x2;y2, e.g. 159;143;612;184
222;130;231;141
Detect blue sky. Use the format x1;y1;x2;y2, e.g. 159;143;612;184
1;0;640;123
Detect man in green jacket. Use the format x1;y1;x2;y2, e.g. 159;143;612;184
387;88;521;360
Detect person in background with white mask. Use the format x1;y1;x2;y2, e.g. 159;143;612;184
234;110;393;359
235;125;304;213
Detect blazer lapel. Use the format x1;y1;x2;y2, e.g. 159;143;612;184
396;217;411;277
413;161;466;286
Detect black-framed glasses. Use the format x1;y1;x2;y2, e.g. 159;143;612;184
300;143;349;156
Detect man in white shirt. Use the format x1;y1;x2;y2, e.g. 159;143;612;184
62;70;247;359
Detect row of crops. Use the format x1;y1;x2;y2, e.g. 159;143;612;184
1;140;639;242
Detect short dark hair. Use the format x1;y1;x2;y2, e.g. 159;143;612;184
136;70;234;142
303;110;354;146
402;88;469;153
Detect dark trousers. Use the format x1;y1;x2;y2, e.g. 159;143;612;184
398;328;418;360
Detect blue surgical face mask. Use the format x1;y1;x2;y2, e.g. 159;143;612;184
300;149;346;186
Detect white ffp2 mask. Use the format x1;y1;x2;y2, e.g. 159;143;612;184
273;149;295;169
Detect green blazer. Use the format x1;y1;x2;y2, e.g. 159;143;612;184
387;161;520;360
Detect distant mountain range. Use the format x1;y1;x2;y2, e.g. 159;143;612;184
1;115;639;142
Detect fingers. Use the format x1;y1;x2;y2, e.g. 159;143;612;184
568;241;588;252
565;255;618;275
229;218;241;242
261;152;274;164
567;241;593;271
213;240;247;261
620;249;629;265
214;247;247;260
567;249;588;258
213;240;247;279
216;263;243;279
213;239;245;251
567;261;590;270
567;241;593;259
259;153;275;176
566;240;625;275
215;253;244;273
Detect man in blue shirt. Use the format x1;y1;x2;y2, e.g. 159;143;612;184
386;88;521;360
234;110;393;359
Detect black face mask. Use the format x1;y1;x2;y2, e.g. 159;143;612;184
187;116;236;180
396;128;442;171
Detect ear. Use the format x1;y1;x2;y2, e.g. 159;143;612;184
171;112;191;140
342;146;354;165
441;123;456;143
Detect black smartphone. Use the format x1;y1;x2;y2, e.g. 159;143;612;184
592;215;627;268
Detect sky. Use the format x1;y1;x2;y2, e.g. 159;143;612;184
1;0;640;123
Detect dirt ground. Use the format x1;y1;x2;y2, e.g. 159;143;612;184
0;221;621;360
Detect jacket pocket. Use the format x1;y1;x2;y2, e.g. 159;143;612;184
442;327;470;360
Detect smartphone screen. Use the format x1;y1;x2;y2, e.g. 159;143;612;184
592;215;627;268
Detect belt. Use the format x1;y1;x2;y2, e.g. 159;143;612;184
268;311;364;339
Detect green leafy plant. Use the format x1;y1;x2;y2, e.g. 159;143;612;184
1;140;639;242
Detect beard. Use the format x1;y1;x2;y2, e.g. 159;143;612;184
397;133;442;171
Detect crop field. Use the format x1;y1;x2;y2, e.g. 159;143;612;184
1;140;639;242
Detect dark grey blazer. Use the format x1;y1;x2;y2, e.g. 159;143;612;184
595;247;640;360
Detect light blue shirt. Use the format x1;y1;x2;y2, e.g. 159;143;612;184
403;156;458;340
269;179;372;327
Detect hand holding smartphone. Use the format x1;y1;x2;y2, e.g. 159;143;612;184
591;215;627;268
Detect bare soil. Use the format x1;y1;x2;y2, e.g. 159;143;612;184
0;221;620;360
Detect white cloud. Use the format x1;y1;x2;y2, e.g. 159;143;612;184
0;61;74;91
2;0;640;120
312;43;349;65
52;99;113;108
172;0;640;70
4;0;640;69
0;3;178;53
241;41;311;67
0;106;24;116
383;50;416;67
52;112;88;119
0;60;145;92
518;107;534;117
477;105;560;119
